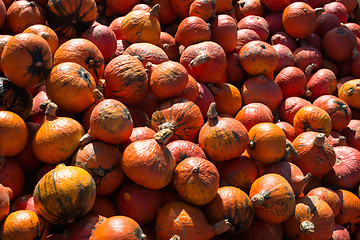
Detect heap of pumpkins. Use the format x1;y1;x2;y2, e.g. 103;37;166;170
2;0;360;239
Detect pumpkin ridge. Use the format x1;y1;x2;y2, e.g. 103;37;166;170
35;175;59;221
84;54;101;79
51;169;68;220
170;102;197;126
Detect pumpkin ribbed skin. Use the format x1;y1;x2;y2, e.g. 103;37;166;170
284;196;335;240
46;0;97;38
123;42;169;67
166;140;206;165
336;189;360;234
198;103;249;161
33;164;96;225
204;186;254;234
151;98;204;142
0;210;48;240
249;173;296;224
174;157;220;206
46;62;96;113
306;187;342;217
23;24;59;56
1;33;52;89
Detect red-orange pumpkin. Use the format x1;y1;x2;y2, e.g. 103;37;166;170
306;187;342;217
0;184;12;223
335;189;360;234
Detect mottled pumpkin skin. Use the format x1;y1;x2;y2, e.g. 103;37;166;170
0;210;48;240
1;33;52;89
318;96;352;131
306;187;342;217
53;38;104;84
104;55;149;106
284;196;335;240
174;157;219;206
338;79;360;109
33;164;96;225
249;173;296;224
123;42;169;67
46;0;97;38
335;189;360;234
72;141;124;196
23;24;59;56
151;98;204;142
204;186;254;234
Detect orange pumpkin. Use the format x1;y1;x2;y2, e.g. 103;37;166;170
247;122;287;165
32;102;84;164
156;201;231;240
235;103;274;131
121;129;175;190
72;141;124;196
170;0;193;19
338;79;360;109
90;215;146;240
204;186;254;234
175;16;211;48
336;189;360;234
249;173;296;224
210;14;237;53
173;157;219;206
292;131;336;177
234;0;264;20
23;24;59;56
177;74;199;102
157;31;180;62
1;33;52;88
274;66;307;99
283;195;335;240
0;0;5;30
189;0;216;21
0;184;12;223
120;4;161;45
276;121;296;142
53;38;105;85
166;140;206;165
0;35;12;75
150;0;178;25
33;163;96;225
279;96;312;125
89;196;118;218
198;102;249;161
0;210;48;240
123;42;169;67
306;187;342;217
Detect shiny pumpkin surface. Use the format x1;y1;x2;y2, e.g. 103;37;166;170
23;24;59;56
33;164;96;225
335;189;360;234
306;187;342;217
339;79;360;109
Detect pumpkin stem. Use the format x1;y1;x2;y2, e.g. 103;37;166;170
45;101;58;118
93;88;105;103
286;139;299;159
150;4;161;17
162;43;170;50
39;100;52;111
157;122;174;132
192;166;200;173
300;220;315;235
153;129;173;144
145;62;153;70
140;233;147;240
304;63;316;77
251;193;265;206
302;173;312;184
189;53;209;69
94;167;106;177
79;133;92;147
249;140;255;149
207;102;218;119
213;219;231;235
170;235;180;240
313;133;326;147
337;136;347;146
314;7;325;17
303;89;312;98
40;32;49;40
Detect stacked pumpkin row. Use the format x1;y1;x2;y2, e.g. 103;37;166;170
1;0;360;239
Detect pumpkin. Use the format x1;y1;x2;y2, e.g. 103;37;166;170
173;157;219;206
1;33;52;89
272;44;296;75
306;187;342;217
53;38;105;85
0;77;33;120
293;131;336;177
198;102;249;161
239;40;278;77
120;4;161;45
279;96;312;125
207;83;242;117
89;196;118;218
10;193;36;213
80;98;133;145
341;119;360;150
270;31;297;52
235;103;274;131
121;129;175;189
33;163;96;225
194;81;215;119
156;201;230;240
236;216;284;240
217;155;260;194
69;214;107;240
178;74;199;102
225;52;246;85
157;32;180;62
6;0;46;34
72;141;124;196
237;15;270;42
315;12;341;37
166;140;206;165
189;0;216;22
282;2;317;39
170;0;193;19
46;62;96;113
104;54;149;106
283;195;335;240
151;98;204;142
235;29;261;53
293;105;332;137
0;111;28;161
23;24;59;56
180;41;227;84
175;16;211;48
331;223;351;240
294;46;323;75
0;0;5;30
0;158;25;201
276;121;296;142
150;0;178;25
0;184;12;223
46;0;97;38
247;122;287;165
115;182;162;226
328;130;348;147
338;79;360;109
274;66;307;99
234;0;264;20
90;215;146;240
204;186;254;235
335;189;360;234
210;14;237;53
0;35;12;74
0;210;48;240
249;173;296;224
306;68;337;102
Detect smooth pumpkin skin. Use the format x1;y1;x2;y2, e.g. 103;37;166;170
0;210;48;240
175;16;211;48
166;139;206;165
338;79;360;109
306;187;342;217
249;173;296;224
284;196;335;240
69;214;107;240
1;33;52;89
189;0;216;22
33;164;96;225
23;24;59;56
335;189;360;234
46;0;97;38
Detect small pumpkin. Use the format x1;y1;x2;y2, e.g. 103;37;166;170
338;79;360;109
274;66;307;99
0;210;48;240
157;32;180;62
178;74;199;102
174;16;211;48
33;163;96;225
306;68;337;102
123;42;169;67
210;14;237;53
198;102;249;161
189;0;216;22
120;4;161;45
235;103;274;131
237;15;270;42
166;140;206;165
279;96;312;125
10;193;36;213
306;187;342;217
249;173;296;224
69;214;107;240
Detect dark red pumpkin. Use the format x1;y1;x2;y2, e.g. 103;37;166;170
69;214;106;240
341;120;360;151
279;96;312;125
166;140;206;165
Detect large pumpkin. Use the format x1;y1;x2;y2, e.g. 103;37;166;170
33;163;96;225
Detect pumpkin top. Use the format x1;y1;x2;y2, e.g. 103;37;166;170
153;129;173;145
